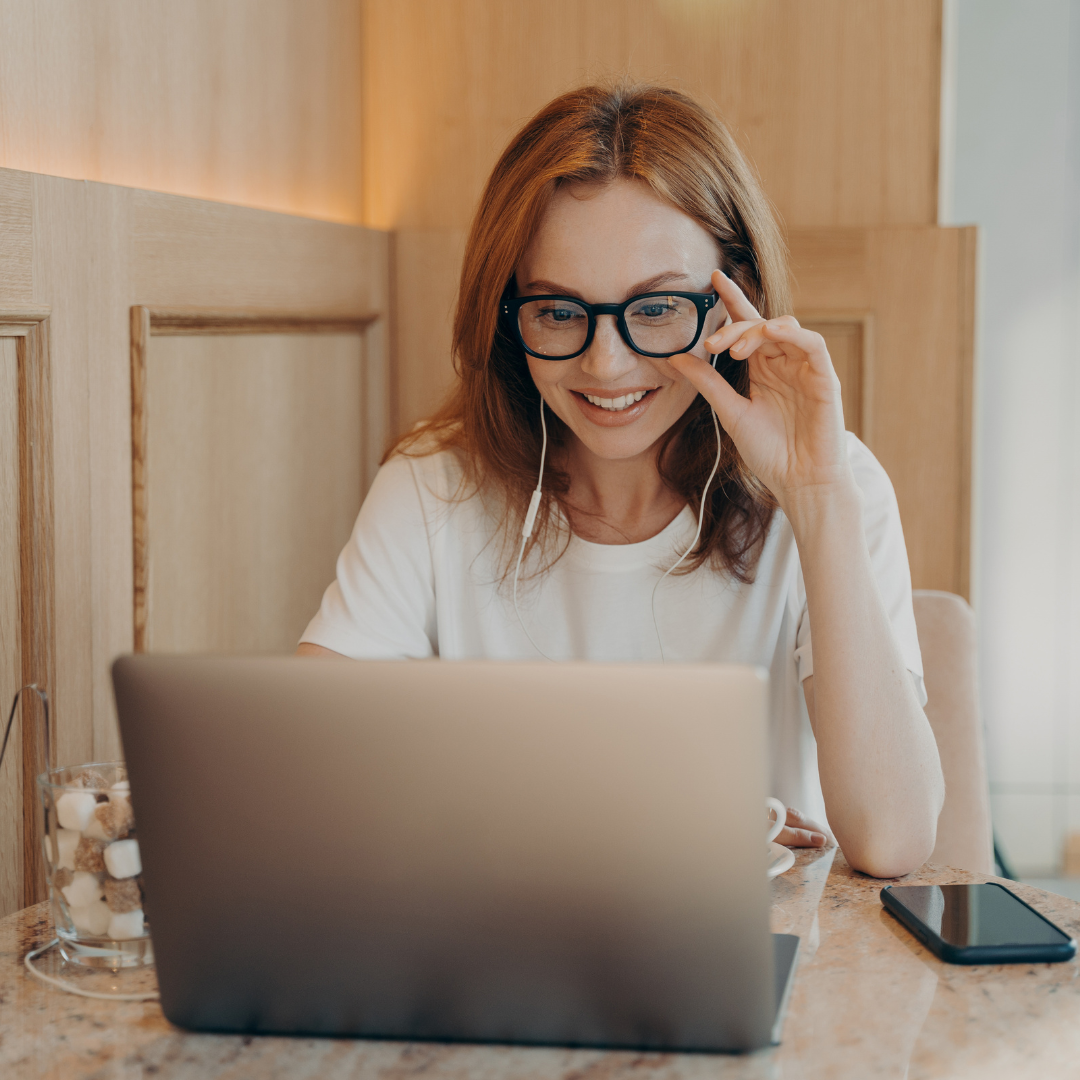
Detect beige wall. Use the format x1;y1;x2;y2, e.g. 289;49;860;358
0;0;363;223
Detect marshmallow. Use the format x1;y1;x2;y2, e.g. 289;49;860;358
110;780;130;795
103;838;141;879
61;870;105;909
55;828;80;870
56;791;97;832
69;898;112;936
104;876;141;914
107;908;144;940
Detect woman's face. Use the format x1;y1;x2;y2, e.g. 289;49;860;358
516;178;725;463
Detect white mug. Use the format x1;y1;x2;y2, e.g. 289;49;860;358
765;797;787;845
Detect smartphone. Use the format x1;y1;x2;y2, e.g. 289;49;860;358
880;883;1076;964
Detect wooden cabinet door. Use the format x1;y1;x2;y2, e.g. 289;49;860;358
0;168;388;914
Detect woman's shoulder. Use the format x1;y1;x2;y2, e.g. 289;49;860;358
376;433;502;532
378;443;468;500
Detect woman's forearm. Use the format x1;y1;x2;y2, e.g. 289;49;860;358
786;481;944;878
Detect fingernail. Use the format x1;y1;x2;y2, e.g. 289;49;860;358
731;338;747;356
811;832;826;846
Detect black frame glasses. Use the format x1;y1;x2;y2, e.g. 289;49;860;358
502;290;718;361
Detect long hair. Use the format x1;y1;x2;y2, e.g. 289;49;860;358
389;82;789;581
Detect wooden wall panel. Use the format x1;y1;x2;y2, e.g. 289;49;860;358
790;226;976;597
0;0;363;224
130;193;386;313
392;230;468;431
31;177;124;774
0;172;32;302
0;337;21;919
140;333;366;655
362;0;942;231
0;309;55;914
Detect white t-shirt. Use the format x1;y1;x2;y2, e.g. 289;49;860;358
301;432;926;826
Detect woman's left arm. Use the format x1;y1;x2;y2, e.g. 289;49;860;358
670;271;944;878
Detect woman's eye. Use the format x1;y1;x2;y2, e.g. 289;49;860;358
631;298;680;319
537;306;582;323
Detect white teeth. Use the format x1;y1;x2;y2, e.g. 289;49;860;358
584;389;649;411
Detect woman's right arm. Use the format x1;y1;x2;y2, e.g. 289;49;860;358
296;642;347;658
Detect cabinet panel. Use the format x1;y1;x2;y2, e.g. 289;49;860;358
140;332;365;654
0;165;389;907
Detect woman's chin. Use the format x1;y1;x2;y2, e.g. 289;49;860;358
565;418;672;462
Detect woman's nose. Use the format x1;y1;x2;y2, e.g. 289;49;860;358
580;316;637;381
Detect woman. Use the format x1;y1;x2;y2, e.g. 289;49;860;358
298;83;944;878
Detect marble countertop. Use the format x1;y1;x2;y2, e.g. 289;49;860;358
4;849;1080;1079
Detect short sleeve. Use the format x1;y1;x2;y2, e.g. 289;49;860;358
792;433;927;707
299;455;438;659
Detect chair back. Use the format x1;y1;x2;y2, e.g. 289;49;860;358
913;590;994;873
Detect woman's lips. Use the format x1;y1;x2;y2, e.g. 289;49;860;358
571;388;657;426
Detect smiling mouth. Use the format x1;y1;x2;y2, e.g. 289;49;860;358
577;389;654;412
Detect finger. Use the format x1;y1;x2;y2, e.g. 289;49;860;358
725;324;788;361
721;316;811;362
783;808;835;845
703;318;765;357
667;350;749;432
758;322;833;371
712;269;761;323
776;826;828;848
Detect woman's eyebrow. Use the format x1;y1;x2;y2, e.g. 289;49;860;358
519;279;584;297
624;271;696;297
518;271;697;300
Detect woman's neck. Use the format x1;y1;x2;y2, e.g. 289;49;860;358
559;437;686;545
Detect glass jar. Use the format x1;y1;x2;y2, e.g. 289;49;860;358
38;761;152;968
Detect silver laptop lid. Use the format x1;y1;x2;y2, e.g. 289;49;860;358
112;655;777;1051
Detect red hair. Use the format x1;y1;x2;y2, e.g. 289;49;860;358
389;82;790;580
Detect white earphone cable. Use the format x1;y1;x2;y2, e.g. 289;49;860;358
650;352;724;663
514;353;724;664
24;938;160;1001
512;397;552;660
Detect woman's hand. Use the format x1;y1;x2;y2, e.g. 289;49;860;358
668;270;852;510
775;806;832;849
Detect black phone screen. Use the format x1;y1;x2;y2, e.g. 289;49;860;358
886;883;1071;948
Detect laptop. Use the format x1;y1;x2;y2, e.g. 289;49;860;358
112;655;799;1052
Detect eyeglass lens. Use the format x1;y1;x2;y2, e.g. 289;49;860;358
516;295;703;358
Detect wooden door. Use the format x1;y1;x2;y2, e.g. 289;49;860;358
0;167;389;916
